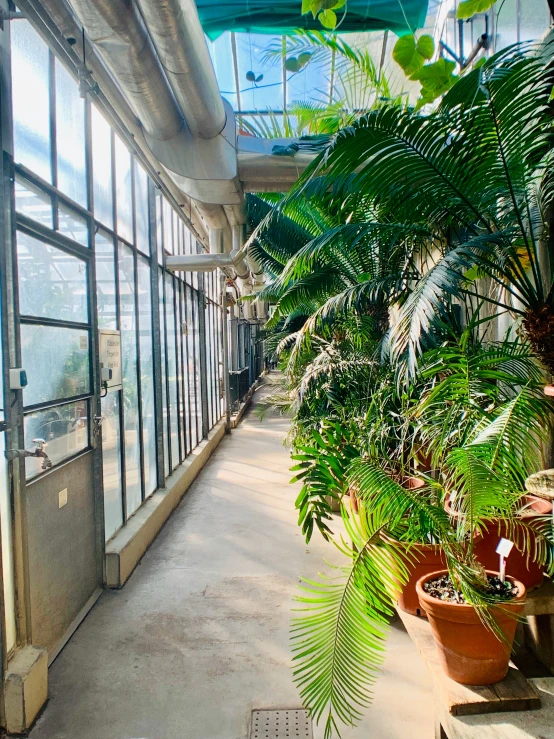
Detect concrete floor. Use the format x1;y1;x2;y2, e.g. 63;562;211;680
29;389;434;739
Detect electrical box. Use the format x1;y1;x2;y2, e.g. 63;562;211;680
9;368;27;390
98;330;122;391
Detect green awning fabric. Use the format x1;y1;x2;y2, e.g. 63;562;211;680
198;0;430;40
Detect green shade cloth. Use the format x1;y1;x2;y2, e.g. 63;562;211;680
198;0;430;40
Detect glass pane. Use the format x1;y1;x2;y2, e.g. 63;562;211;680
115;135;133;243
137;257;157;496
119;244;142;516
185;286;198;450
91;104;113;229
21;324;90;407
15;177;53;228
17;231;88;322
55;60;87;207
159;270;169;475
165;275;180;467
101;391;123;541
58;204;89;247
163;197;174;254
135;161;149;255
495;0;518;49
192;288;202;441
24;399;88;478
95;231;117;329
12;20;51;182
156;192;163;264
520;0;551;41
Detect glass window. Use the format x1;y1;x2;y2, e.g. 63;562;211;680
184;226;192;255
163;197;174;255
156;191;164;265
15;177;53;228
21;324;90;407
101;391;123;540
159;270;169;475
520;0;551;42
119;244;142;516
24;400;88;479
115;136;133;243
191;288;202;441
11;20;51;182
17;231;88;322
185;286;198;450
165;275;180;467
55;60;87;207
95;230;117;329
495;0;519;49
137;257;157;495
58;203;89;247
91;105;114;230
134;161;150;255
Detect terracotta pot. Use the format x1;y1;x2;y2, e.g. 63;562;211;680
405;476;425;490
445;494;551;591
381;533;445;617
416;570;526;685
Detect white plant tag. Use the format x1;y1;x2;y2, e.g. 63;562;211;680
496;538;514;557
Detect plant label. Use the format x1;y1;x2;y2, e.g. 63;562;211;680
496;538;514;558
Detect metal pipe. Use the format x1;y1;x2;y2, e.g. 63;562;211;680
69;0;184;142
134;0;226;139
165;253;234;272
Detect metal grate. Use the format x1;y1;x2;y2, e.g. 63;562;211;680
250;709;313;739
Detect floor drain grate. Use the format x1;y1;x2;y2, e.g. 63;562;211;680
250;709;313;739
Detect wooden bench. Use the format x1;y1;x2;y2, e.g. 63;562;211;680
397;609;542;718
435;677;554;738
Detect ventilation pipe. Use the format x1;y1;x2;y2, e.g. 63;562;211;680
68;0;183;142
134;0;226;140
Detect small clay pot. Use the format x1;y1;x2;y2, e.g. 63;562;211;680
382;533;445;617
405;476;425;490
416;570;526;685
445;494;551;591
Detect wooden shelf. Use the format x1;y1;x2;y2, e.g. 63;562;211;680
397;608;542;716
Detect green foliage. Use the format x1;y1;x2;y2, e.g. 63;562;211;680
301;0;346;29
292;506;413;739
457;0;496;20
393;33;435;76
412;58;457;110
249;33;554;738
291;422;359;541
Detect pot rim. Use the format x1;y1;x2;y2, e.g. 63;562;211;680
415;569;526;609
445;492;552;519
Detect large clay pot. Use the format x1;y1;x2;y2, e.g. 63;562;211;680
446;495;551;591
416;570;526;685
382;533;445;617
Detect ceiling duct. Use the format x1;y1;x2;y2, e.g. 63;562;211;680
68;0;183;142
134;0;226;140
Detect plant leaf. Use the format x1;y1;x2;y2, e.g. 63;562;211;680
457;0;496;20
319;8;337;29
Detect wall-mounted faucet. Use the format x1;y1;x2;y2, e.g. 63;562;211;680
5;438;53;470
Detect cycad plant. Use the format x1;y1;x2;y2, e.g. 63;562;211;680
253;35;554;375
292;337;554;738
